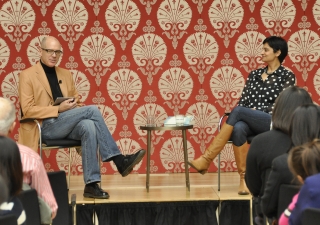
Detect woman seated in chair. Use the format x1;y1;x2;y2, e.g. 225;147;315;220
0;136;26;225
188;36;296;195
245;86;312;224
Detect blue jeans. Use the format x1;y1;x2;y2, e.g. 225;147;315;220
41;105;121;184
226;106;271;146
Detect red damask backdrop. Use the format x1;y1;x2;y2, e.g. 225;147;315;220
0;0;319;176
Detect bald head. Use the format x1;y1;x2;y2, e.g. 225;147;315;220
41;36;61;49
0;97;16;135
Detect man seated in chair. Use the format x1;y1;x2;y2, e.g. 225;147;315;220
18;36;146;199
0;97;58;224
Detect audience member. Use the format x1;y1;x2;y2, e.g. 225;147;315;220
18;36;146;199
189;36;296;195
261;104;320;222
0;97;57;223
245;86;312;224
0;175;8;205
0;136;26;225
280;140;320;225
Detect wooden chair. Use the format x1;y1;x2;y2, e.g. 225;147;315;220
19;118;81;187
17;189;41;225
302;207;320;225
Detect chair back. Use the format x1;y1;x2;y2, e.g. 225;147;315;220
0;214;17;225
47;171;69;225
17;189;41;225
302;207;320;225
277;184;300;219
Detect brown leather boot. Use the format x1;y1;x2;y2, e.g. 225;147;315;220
188;124;233;174
233;142;250;195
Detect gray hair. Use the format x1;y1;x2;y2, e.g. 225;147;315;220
0;97;16;135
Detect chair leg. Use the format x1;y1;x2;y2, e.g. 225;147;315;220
68;148;72;189
71;193;77;225
97;147;101;188
218;153;220;191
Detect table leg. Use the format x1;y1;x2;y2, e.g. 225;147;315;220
146;130;151;192
182;130;190;191
218;153;221;192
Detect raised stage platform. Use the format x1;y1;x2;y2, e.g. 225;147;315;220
68;172;252;225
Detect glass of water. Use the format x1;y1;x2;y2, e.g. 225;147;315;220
146;115;155;127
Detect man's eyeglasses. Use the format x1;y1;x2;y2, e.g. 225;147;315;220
41;48;63;56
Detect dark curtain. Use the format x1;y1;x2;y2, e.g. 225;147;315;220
76;204;95;225
95;201;219;225
219;200;250;225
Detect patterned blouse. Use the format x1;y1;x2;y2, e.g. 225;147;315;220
238;65;296;114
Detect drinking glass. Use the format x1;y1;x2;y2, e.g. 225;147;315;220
146;115;155;127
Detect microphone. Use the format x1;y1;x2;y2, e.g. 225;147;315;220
59;80;62;84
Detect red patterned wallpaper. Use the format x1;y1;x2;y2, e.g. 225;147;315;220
0;0;319;176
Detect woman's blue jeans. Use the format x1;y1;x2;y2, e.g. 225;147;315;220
41;105;121;184
226;106;271;146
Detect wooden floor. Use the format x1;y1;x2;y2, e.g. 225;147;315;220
68;172;252;204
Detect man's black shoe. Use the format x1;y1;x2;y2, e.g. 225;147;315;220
83;183;109;199
117;149;146;177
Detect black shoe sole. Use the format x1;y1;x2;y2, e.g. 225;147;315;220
83;192;110;199
121;149;146;177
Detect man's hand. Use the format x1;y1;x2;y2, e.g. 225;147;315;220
58;99;77;113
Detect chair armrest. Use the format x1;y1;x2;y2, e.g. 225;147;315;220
219;113;230;131
19;118;41;134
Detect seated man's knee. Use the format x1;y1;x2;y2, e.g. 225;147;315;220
80;120;96;134
87;105;99;112
86;105;101;116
